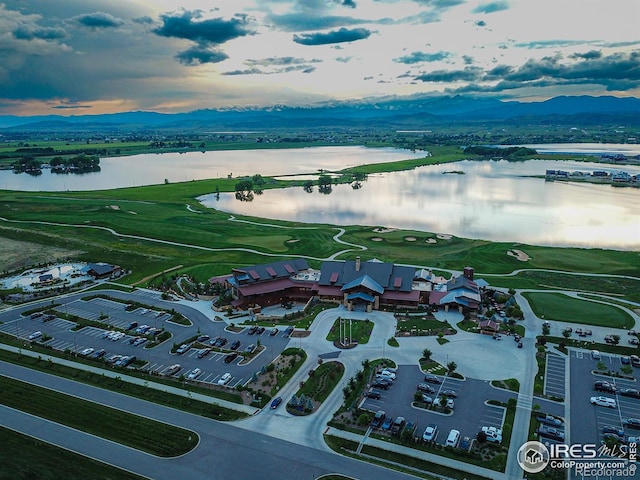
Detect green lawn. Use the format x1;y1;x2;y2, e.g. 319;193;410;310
326;317;374;345
0;426;147;480
522;292;635;328
0;375;198;457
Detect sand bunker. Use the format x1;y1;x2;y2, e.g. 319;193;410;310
405;236;417;242
108;205;120;210
128;211;138;215
507;249;531;261
372;227;396;233
425;238;437;244
371;237;383;242
436;234;452;240
286;239;300;243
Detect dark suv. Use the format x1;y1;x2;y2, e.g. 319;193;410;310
594;380;617;393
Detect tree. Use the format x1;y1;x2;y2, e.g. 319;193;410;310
542;323;550;335
303;180;314;193
318;174;332;194
447;361;457;376
422;348;432;361
610;334;620;346
234;179;254;201
562;329;571;339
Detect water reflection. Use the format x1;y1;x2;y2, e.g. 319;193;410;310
0;146;424;192
200;159;640;250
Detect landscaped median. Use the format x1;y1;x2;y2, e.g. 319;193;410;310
0;375;198;457
0;426;147;480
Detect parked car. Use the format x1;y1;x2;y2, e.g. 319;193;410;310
166;364;181;375
176;343;191;354
538;426;565;441
247;326;257;335
379;369;396;380
381;417;393;431
244;344;256;354
620;388;640;399
372;379;391;390
422;424;438;442
196;334;210;343
256;327;266;335
371;410;385;428
270;397;282;409
187;368;202;380
365;389;381;399
28;331;42;340
623;418;640;430
421;394;434;405
537;414;564;427
391;416;406;435
435;396;455;409
630;338;639;346
79;347;94;356
217;372;232;385
441;389;458;398
91;349;106;359
424;374;442;384
622;356;631;365
446;429;461;447
133;337;147;347
590;396;617;408
224;352;238;364
603;425;625;437
459;436;471;450
481;426;503;444
591;350;601;360
417;383;435;394
127;321;138;330
631;355;640;367
269;328;279;336
197;348;211;358
629;330;638;336
230;340;241;350
594;380;617;394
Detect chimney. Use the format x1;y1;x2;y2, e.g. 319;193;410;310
463;267;474;280
355;256;361;272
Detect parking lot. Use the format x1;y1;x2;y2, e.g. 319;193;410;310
360;365;516;447
569;349;640;447
544;352;566;399
0;292;291;391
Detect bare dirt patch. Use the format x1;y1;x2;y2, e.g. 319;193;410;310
507;249;531;261
0;236;83;272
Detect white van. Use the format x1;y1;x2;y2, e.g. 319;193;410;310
445;429;460;447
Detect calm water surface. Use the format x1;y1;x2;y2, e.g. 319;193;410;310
200;159;640;250
0;146;425;192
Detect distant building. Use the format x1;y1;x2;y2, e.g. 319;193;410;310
81;263;121;279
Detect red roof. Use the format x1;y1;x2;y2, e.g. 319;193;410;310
238;278;296;296
329;272;339;283
266;267;277;277
393;276;402;288
284;264;295;274
248;270;260;280
381;290;420;301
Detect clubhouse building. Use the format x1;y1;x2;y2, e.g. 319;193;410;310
211;257;485;313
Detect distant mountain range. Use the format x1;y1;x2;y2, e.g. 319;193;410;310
1;95;639;132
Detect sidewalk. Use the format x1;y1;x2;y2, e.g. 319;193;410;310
325;427;508;480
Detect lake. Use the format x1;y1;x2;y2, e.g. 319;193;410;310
2;144;639;250
199;159;640;251
0;146;426;192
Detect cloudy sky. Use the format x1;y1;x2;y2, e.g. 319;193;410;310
1;0;639;115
